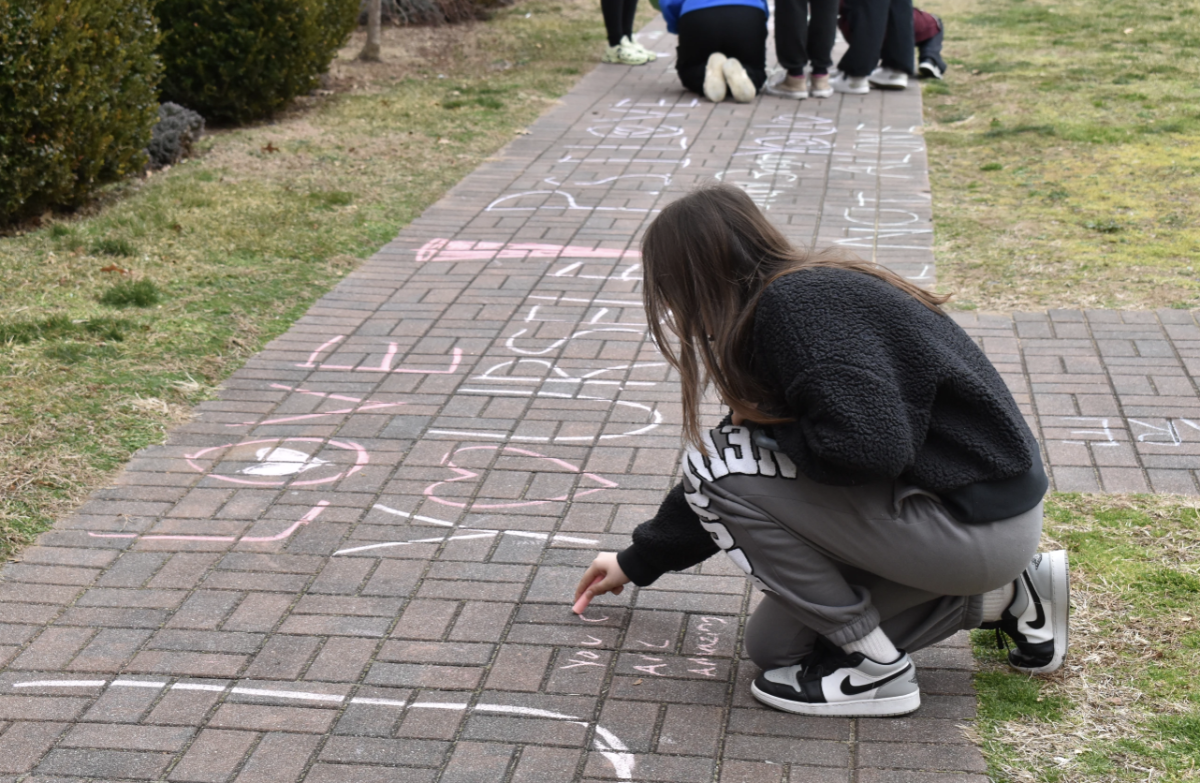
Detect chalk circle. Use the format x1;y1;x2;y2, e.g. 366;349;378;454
10;678;635;780
185;437;369;487
424;445;617;510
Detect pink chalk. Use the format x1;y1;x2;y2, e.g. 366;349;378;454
573;575;604;615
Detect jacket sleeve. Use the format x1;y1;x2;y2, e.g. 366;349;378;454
755;275;933;485
616;482;719;586
661;0;684;34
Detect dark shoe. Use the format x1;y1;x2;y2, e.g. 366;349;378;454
918;60;943;79
983;550;1070;673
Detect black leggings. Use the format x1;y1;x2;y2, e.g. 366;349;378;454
601;0;639;47
675;6;768;95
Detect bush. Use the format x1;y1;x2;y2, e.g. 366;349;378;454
0;0;161;227
147;103;205;170
157;0;360;125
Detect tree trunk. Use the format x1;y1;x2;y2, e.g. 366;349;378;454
358;0;382;61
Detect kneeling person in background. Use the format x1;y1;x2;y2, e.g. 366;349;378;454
661;0;769;103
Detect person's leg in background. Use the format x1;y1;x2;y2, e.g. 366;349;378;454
768;0;811;98
806;0;839;97
880;0;914;72
917;13;947;78
620;0;658;60
601;0;651;64
833;0;886;92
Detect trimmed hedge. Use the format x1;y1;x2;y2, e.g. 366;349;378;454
147;103;205;170
157;0;360;125
0;0;161;226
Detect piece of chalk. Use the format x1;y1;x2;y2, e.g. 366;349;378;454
573;575;604;615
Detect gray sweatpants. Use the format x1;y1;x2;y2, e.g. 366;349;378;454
681;424;1043;669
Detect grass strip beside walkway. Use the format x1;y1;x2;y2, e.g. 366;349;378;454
973;495;1200;782
924;0;1200;311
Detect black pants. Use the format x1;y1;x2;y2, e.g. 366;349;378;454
837;0;914;77
601;0;638;47
918;16;946;73
676;6;768;95
774;0;838;76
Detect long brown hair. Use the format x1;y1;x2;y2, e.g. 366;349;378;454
641;183;951;448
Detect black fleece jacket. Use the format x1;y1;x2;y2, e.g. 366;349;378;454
616;267;1047;587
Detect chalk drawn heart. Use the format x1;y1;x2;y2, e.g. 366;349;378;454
423;446;617;510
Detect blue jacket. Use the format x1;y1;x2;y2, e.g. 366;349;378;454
661;0;769;34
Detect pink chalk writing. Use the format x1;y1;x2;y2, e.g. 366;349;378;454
416;238;640;264
423;445;616;510
227;384;405;428
296;337;462;375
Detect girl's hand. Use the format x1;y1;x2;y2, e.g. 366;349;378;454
573;552;630;614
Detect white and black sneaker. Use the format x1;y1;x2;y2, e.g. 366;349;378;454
918;59;943;80
983;550;1070;674
751;644;920;717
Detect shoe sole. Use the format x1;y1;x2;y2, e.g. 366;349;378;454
724;62;757;103
703;56;727;102
868;80;908;90
809;88;833;98
1011;550;1069;675
918;65;942;79
750;682;920;717
764;84;806;100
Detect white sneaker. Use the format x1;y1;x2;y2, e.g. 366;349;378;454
984;550;1070;674
602;39;651;66
703;52;727;102
752;644;920;717
868;66;909;89
918;60;943;79
622;35;657;62
723;57;757;103
830;72;869;94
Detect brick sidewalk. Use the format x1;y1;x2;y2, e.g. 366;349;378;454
6;16;1200;783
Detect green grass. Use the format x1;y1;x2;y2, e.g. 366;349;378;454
973;495;1200;782
98;279;162;308
0;0;633;560
924;0;1200;310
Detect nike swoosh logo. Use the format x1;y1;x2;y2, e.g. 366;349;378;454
840;663;912;696
1024;571;1046;630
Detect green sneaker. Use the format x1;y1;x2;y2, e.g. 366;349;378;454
602;39;650;65
622;35;657;62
